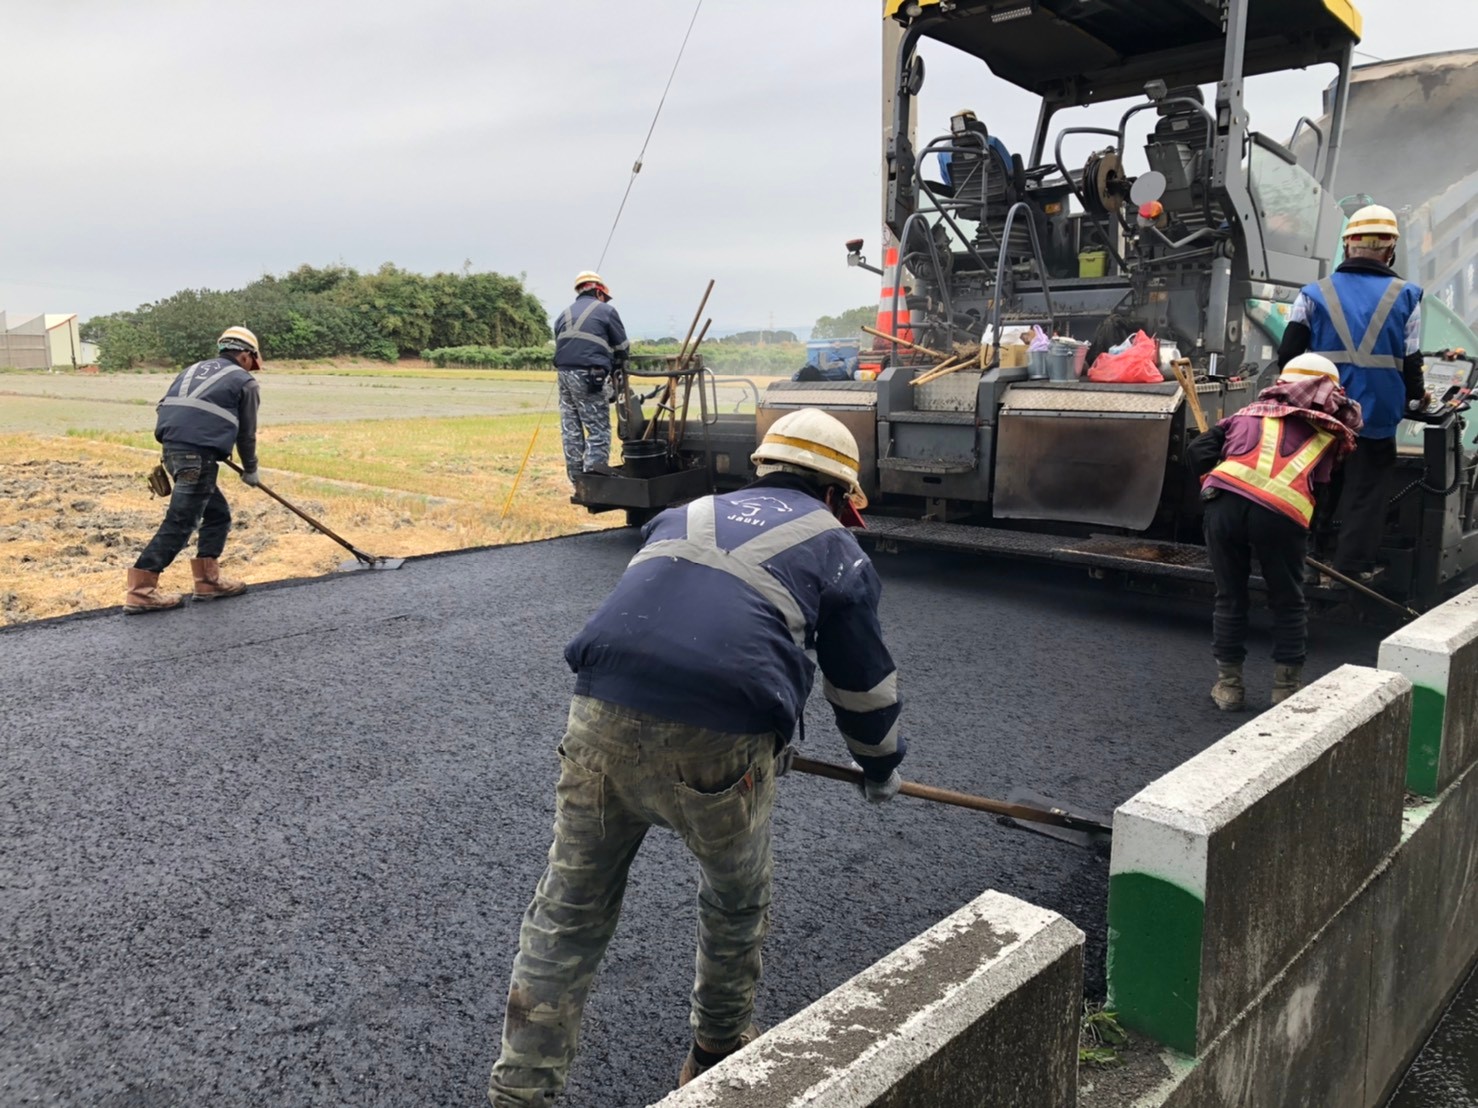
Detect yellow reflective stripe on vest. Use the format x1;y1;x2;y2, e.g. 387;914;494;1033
1211;420;1332;524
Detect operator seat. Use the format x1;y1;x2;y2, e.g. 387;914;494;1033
1144;86;1210;214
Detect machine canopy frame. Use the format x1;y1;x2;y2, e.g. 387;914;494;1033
885;0;1362;107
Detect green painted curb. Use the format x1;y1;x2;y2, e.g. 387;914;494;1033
1407;683;1446;797
1107;871;1204;1055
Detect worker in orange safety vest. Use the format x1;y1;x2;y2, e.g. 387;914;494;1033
1186;353;1364;711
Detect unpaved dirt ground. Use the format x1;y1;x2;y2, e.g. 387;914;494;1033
0;440;595;626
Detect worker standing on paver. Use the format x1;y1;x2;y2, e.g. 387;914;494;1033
487;409;906;1106
1188;354;1363;709
553;271;628;486
123;326;263;614
1278;204;1427;585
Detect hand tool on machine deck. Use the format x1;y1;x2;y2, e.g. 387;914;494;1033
790;755;1113;853
222;459;404;571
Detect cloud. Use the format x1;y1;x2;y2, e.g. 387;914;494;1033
1;0;1467;335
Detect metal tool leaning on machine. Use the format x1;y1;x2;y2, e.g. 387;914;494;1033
1276;204;1430;585
552;271;629;486
123;326;264;614
487;409;905;1106
1187;354;1363;711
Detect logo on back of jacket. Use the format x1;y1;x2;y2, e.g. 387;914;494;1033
727;496;793;528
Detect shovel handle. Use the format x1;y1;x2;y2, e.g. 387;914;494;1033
788;756;1110;834
220;458;375;564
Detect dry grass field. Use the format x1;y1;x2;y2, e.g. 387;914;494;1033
0;364;773;625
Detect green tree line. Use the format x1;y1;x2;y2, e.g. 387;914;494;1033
811;304;874;339
82;263;551;370
422;341;808;376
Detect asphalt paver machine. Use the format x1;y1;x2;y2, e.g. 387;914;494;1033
802;0;1477;611
635;0;1478;611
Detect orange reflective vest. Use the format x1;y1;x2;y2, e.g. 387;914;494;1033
1207;417;1335;527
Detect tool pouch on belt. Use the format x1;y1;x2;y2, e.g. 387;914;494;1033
147;463;172;498
583;370;606;395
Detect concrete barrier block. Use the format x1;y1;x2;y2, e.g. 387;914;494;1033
1107;665;1409;1054
1377;581;1478;794
1363;801;1450;1105
649;891;1083;1108
1437;763;1478;988
1162;892;1376;1108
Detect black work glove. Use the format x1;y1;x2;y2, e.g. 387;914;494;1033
584;371;605;395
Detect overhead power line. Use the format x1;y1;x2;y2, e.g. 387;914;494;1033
596;0;705;270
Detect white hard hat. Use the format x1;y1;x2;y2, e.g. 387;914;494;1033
1279;352;1342;385
752;408;866;507
217;326;260;356
574;270;610;296
1344;204;1400;242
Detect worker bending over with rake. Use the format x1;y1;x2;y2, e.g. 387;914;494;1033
488;409;906;1105
553;271;628;486
1188;354;1363;710
124;326;263;614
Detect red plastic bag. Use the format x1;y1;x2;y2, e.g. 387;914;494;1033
1087;330;1162;383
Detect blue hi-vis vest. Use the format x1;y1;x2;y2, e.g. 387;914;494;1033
1303;271;1422;439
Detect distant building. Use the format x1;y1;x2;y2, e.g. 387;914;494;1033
0;311;85;369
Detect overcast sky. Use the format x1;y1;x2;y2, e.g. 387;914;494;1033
1;1;1470;337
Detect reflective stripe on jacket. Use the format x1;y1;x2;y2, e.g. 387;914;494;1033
1302;271;1422;439
1205;416;1335;527
553;294;629;371
154;357;260;466
564;483;905;779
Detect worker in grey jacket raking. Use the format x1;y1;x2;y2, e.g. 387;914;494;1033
553;271;628;485
124;326;264;613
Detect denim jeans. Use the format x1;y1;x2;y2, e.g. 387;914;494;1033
488;696;778;1107
134;449;231;573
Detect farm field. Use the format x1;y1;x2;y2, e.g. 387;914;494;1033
0;364;775;625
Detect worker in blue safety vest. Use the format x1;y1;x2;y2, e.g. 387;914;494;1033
487;408;906;1106
553;271;629;486
1277;204;1429;585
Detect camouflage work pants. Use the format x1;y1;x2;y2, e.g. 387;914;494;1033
556;370;612;482
488;696;778;1107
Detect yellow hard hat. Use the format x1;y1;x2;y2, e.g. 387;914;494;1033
752;408;866;507
1279;353;1341;384
217;326;260;356
574;271;610;296
1344;204;1400;242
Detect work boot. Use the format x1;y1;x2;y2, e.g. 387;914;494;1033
678;1023;762;1088
124;569;184;614
190;557;247;601
1271;664;1304;705
1210;662;1245;712
583;462;619;477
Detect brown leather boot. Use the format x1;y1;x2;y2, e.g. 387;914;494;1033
124;569;184;614
678;1023;762;1088
190;557;247;600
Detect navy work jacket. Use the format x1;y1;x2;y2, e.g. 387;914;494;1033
564;479;905;780
553;293;629;372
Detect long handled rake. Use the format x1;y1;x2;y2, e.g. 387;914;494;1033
222;459;403;571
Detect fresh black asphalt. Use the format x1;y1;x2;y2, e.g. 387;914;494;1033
0;531;1385;1107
